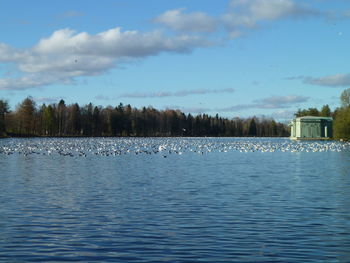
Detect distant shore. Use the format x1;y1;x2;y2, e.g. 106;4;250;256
2;135;344;140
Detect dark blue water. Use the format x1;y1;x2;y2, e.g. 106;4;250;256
1;138;350;262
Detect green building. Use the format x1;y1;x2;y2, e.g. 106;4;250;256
289;116;333;140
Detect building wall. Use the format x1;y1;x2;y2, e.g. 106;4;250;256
300;122;321;138
296;120;301;138
290;120;296;138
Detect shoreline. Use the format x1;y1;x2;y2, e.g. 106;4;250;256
0;135;290;139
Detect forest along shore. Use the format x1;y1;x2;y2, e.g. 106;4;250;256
0;97;289;138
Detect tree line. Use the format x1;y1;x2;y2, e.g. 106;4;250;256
0;97;289;138
294;88;350;139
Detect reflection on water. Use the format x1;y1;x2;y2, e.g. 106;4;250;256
1;138;350;262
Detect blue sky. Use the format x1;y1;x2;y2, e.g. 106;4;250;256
1;0;350;121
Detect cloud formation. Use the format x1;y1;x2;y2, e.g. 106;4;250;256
162;95;308;114
95;88;234;102
154;8;217;32
222;0;319;37
257;95;309;108
0;27;210;90
230;0;316;20
33;96;66;103
119;88;234;98
220;95;309;112
303;73;350;87
154;0;319;37
0;0;329;91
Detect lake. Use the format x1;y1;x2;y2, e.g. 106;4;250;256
1;137;350;262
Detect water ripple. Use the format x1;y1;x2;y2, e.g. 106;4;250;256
1;138;350;262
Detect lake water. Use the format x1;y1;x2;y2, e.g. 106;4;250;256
1;137;350;262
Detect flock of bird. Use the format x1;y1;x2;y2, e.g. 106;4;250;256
0;138;349;157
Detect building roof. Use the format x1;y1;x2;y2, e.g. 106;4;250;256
296;116;333;121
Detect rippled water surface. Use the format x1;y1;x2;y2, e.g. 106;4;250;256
1;137;350;262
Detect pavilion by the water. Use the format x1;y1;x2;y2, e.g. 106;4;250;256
289;116;333;140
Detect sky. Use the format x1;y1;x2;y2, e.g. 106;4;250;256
1;0;350;121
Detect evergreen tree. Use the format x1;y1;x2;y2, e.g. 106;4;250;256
320;104;331;117
92;106;101;136
0;99;9;136
68;104;81;135
248;118;257;136
43;105;56;135
57;99;67;135
16;97;36;135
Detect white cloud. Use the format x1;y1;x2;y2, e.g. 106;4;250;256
0;43;23;61
0;1;330;91
96;88;234;100
119;88;234;98
303;73;350;87
163;94;308;114
154;8;217;32
248;0;303;20
0;75;63;90
152;0;322;39
257;95;309;107
0;27;210;90
33;28;207;57
34;96;65;103
223;0;318;35
220;95;309;111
